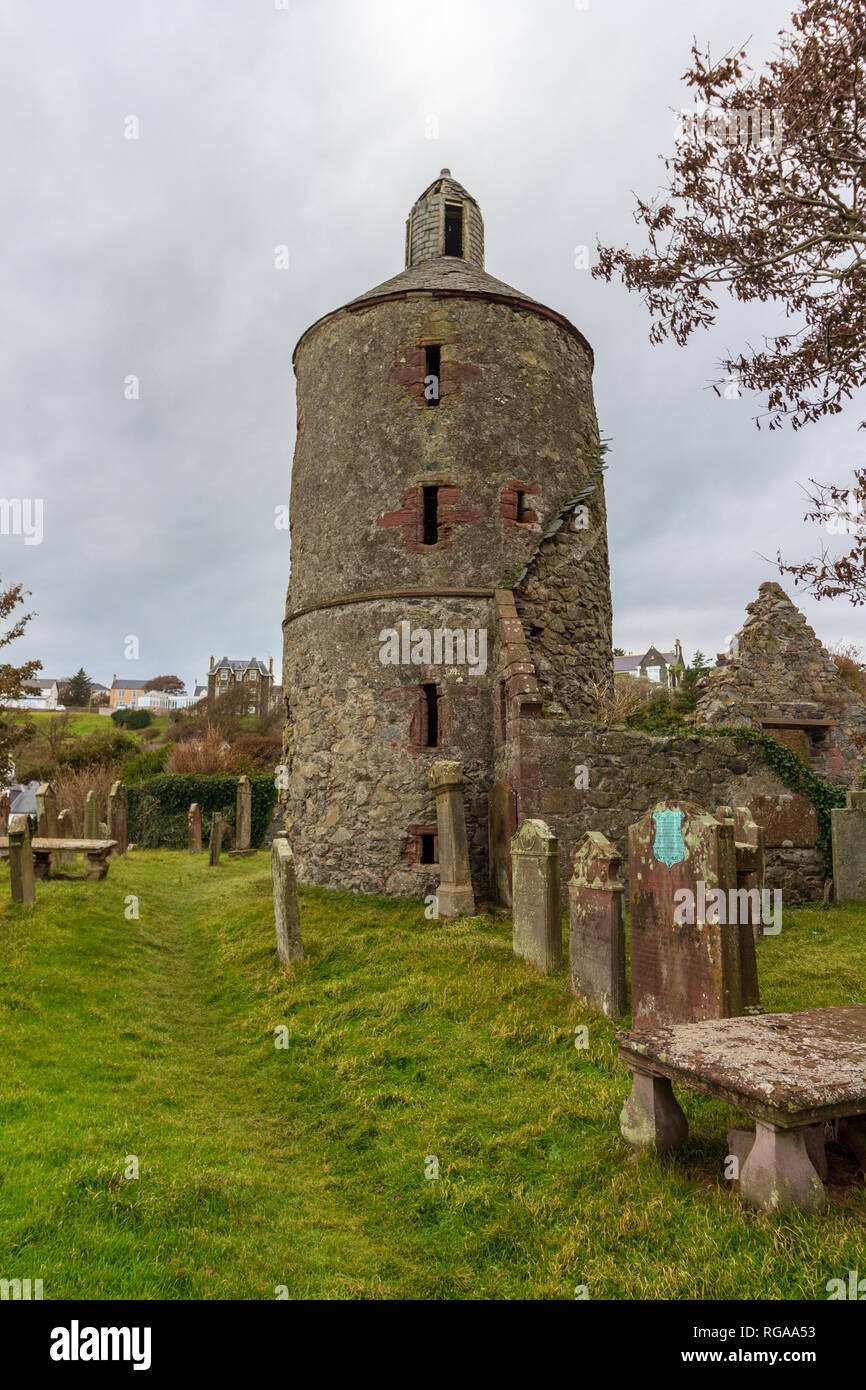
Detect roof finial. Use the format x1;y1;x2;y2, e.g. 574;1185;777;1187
440;167;451;177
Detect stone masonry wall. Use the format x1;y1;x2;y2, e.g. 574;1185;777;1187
283;597;496;899
497;711;825;904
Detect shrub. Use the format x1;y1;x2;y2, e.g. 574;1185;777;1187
229;733;283;773
126;773;277;849
111;709;151;730
57;729;138;772
120;744;172;785
52;764;120;831
166;727;235;775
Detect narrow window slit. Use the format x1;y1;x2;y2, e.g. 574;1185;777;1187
420;833;437;864
425;345;440;407
422;486;439;545
422;683;439;747
444;203;464;257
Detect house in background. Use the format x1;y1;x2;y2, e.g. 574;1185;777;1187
207;656;274;715
614;641;684;689
4;678;63;711
110;676;150;710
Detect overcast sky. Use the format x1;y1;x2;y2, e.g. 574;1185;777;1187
2;0;863;692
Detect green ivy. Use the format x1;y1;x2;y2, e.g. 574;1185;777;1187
127;773;278;850
705;726;847;868
624;698;849;869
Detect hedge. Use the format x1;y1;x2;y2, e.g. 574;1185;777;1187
126;773;278;850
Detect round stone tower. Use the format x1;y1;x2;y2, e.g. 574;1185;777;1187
283;170;613;897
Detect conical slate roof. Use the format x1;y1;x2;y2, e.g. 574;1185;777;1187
348;255;545;307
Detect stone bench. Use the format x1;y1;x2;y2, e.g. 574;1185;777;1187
617;1004;866;1212
0;836;117;883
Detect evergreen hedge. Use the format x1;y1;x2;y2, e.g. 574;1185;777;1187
126;774;277;849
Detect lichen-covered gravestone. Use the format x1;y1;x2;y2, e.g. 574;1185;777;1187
108;782;128;855
8;814;35;905
628;800;744;1027
83;790;100;840
208;813;225;866
236;776;252;851
511;819;562;973
428;761;475;918
0;790;9;837
568;830;626;1016
188;802;202;854
831;790;866;903
271;836;303;964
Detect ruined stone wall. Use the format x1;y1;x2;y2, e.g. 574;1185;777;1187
696;581;866;782
497;711;825;904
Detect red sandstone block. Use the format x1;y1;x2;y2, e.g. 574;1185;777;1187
507;480;540;494
437;487;460;504
377;508;414;528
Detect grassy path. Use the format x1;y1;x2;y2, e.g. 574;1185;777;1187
1;851;865;1299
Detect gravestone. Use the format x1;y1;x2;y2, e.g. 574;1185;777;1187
511;819;562;973
831;790;866;903
488;779;517;907
83;790;100;840
188;802;202;854
57;808;76;864
8;813;35;905
36;782;59;872
208;813;225;866
108;782;128;855
236;776;252;852
628;800;743;1028
428;761;475;918
271;836;303;964
36;783;59;839
0;789;9;836
568;830;626;1016
714;805;763;1014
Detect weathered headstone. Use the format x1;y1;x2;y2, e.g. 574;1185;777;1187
511;819;562;973
36;782;60;872
36;783;59;839
428;761;475;918
271;836;303;963
0;789;9;837
568;830;626;1015
236;776;252;852
108;781;128;855
628;800;743;1027
831;790;866;903
208;813;225;866
715;805;763;1014
8;813;35;905
83;790;100;840
488;778;517;907
188;802;202;854
57;808;76;864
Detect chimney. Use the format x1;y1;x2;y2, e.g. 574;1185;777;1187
209;655;214;671
269;656;273;675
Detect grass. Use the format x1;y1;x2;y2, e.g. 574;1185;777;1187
0;851;864;1300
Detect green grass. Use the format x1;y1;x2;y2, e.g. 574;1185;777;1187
0;852;864;1300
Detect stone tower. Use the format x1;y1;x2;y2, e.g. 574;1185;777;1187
282;170;613;898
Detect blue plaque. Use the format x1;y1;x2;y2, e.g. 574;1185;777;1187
652;809;686;868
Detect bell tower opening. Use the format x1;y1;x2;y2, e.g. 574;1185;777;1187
444;202;464;257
